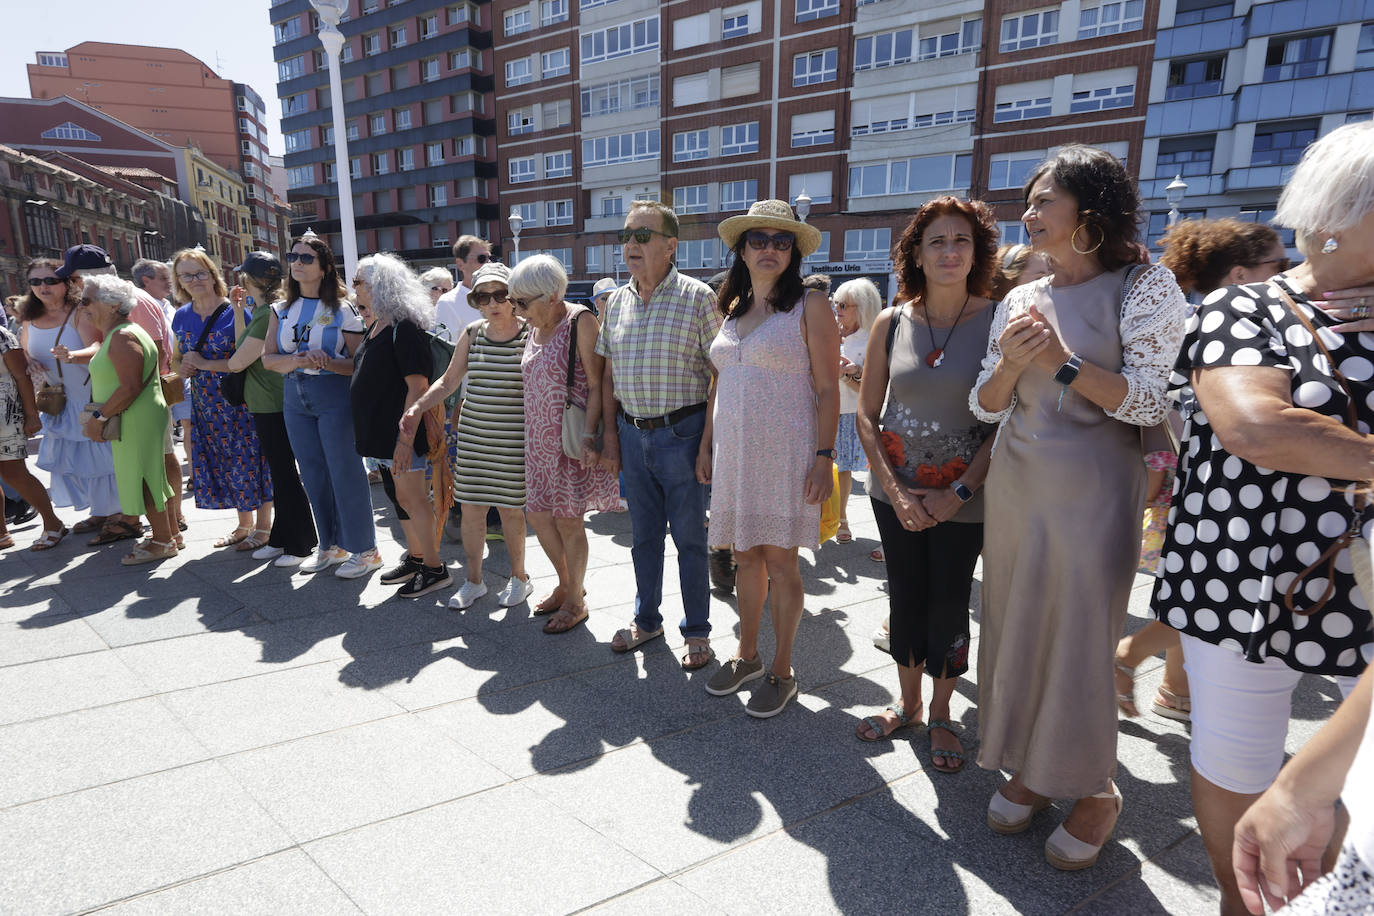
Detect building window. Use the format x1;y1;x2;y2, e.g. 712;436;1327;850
721;122;759;156
429;184;448;208
510;157;537;183
673;185;710;215
855;29;914;71
419;14;439;39
1263;33;1332;81
720;179;757;212
504;8;531;35
363;32;382;55
722;9;751;39
544;151;573;178
848;154;972;197
514;202;538;227
421;58;441;82
398;148;415;171
586;246;602;273
1000;9;1059;52
795;0;838;23
350;158;363;180
373;152;391;175
1166;56;1224;101
988;151;1044;190
581;75;659;116
370;113;387;135
1155;134;1215;179
543;99;572;128
542;48;570;78
673;129;710;162
287;165;314;189
1174;0;1232;26
793;49;837;86
1358;22;1374;69
447;4;471;25
389;25;408;47
347;120;360;140
1147;209;1206;249
506;58;533;87
788;171;833;205
677;239;725;270
508;107;535;135
918;19;980;60
427;142;444;166
454;135;481;156
273;19;301;42
994;92;1052;122
583;129;659;167
547;199;573;226
844;228;891;262
1078;1;1144;39
600;196;625;217
1251;120;1318;167
791;111;834;147
281;94;308;117
998;221;1029;245
284;129;310;153
1069;82;1134;113
449;49;478;70
721;62;760;97
580;16;659;65
395;108;412;130
541;0;568;26
278;56;305;82
341;44;355;63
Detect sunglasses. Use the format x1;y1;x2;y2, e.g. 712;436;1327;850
286;252;318;265
177;271;211;283
616;227;675;244
471;254;491;264
469;290;509;306
1257;257;1292;272
431;285;453;293
745;231;794;252
28;276;65;286
511;295;547;310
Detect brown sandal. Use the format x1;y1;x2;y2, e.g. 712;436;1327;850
680;637;715;670
89;520;143;546
542;604;588;634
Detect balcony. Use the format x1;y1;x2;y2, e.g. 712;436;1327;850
1235;70;1374;124
1223;163;1295;192
1145;94;1235;136
1155;16;1245;58
1138;174;1225;200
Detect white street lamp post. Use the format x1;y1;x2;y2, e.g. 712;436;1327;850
311;0;357;279
794;189;812;223
1165;174;1189;229
508;207;523;265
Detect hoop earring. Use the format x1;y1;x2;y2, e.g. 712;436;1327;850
1071;223;1103;256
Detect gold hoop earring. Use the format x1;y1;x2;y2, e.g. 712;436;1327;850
1071;223;1103;256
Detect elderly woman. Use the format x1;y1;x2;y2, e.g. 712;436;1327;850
852;198;999;775
20;257;121;548
351;252;449;598
418;267;454;306
508;254;619;634
170;248;273;548
263;233;378;578
990;243;1051;300
971;145;1188;868
225;252;318;565
78;275;175;564
697;199;840;718
1151;121;1374;912
402;261;530;610
0;309;64;549
832;277;883;545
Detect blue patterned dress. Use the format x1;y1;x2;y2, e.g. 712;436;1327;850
172;303;272;510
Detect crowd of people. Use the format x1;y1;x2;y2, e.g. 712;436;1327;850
6;122;1374;912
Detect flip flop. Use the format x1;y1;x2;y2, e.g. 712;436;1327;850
680;638;715;670
542;604;588;634
928;719;966;773
30;526;69;551
611;624;664;653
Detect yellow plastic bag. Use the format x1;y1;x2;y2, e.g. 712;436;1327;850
819;464;842;542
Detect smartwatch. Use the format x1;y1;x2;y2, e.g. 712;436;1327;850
1053;353;1084;386
950;480;973;503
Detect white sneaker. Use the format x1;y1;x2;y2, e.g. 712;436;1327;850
497;575;534;607
872;623;891;653
299;546;348;573
252;544;285;560
274;552;308;568
335;548;383;579
448;579;488;609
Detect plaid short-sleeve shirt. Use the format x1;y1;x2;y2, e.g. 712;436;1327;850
596;267;721;418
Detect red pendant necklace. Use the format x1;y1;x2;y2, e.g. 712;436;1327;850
922;293;972;368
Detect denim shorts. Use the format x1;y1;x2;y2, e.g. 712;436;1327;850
377;452;428;473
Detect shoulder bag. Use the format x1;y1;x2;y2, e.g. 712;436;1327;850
561;309;602;459
35;307;75;416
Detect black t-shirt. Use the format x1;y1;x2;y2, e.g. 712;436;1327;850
350;318;433;459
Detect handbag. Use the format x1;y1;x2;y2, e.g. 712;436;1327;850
35;307;75;416
1271;282;1374;613
160;373;185;406
561;310;602;459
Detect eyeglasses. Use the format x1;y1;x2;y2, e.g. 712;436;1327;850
511;295;547;310
745;231;794;252
1256;257;1292;272
285;252;317;265
616;227;675;244
177;271;210;283
28;276;65;287
431;286;453;293
469;290;509;306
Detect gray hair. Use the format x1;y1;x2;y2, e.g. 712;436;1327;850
509;254;568;303
82;274;137;316
131;259;166;289
1277;121;1374;256
76;265;118;278
356;253;435;330
418;267;454;289
832;278;883;332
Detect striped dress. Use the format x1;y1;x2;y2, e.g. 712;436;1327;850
454;320;529;507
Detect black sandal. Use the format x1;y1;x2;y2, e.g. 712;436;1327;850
89;520;143;546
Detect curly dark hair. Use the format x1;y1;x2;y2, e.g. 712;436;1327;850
19;258;75;322
894;196;999;303
716;237;805;318
282;235;349;308
1023;145;1143;273
1159;218;1281;296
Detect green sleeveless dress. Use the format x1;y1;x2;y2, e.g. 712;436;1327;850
90;323;173;515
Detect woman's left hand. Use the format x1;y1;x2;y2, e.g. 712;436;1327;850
181;352;203;371
51;345;70;363
912;487;963;524
803;459;833;505
304;349;331;370
1232;782;1335;914
1311;286;1374;333
80;414;104;442
1027;305;1071;372
23;413;41;437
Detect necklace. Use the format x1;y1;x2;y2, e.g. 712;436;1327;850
920;292;971;368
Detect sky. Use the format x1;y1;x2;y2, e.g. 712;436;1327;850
0;0;286;155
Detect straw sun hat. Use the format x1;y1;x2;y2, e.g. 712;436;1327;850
717;199;823;258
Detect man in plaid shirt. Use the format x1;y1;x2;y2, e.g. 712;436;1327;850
596;200;722;669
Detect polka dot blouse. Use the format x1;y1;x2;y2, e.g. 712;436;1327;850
1152;277;1374;676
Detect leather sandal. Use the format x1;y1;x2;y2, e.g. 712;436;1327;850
680;637;715;670
235;528;272;552
122;538;179;566
1151;687;1192;723
214;526;254;548
89;519;143;546
987;786;1052;835
856;702;922;742
1046;784;1123;870
610;623;664;653
836;519;853;543
1115;661;1139;717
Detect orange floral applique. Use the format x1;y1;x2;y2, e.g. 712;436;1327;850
880;430;906;468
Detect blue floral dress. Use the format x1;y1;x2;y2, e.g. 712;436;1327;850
172;303;272;510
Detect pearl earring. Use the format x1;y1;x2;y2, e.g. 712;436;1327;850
1322;237;1339;254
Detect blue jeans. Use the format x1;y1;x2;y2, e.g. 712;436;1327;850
283;373;375;553
617;409;710;639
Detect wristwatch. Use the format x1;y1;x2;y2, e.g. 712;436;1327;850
90;409;104;421
1053;352;1084;386
950;480;973;503
816;448;836;460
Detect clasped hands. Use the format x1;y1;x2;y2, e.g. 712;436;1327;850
997;305;1071;375
891;485;963;531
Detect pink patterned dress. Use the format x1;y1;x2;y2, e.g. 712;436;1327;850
708;301;820;551
521;305;620;517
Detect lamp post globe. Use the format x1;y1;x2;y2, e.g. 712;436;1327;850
1165;174;1189;229
508;207;524;264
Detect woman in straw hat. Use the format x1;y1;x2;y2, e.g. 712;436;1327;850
696;199;840;719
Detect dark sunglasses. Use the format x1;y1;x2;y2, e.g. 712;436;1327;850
616;227;675;244
28;276;66;286
286;252;318;265
472;253;491;264
469;290;509;306
1257;257;1292;272
745;231;794;252
511;295;547;310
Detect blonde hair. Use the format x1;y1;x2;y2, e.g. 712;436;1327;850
169;249;228;304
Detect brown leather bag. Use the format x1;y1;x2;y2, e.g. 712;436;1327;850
34;307;74;416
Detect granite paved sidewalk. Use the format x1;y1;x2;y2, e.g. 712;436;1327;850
0;471;1341;915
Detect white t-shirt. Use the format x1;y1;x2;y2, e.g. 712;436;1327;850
433;282;479;344
839;327;869;415
273;297;364;375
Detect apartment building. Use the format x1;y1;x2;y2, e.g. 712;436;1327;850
27;43;281;255
183;145;254;271
272;0;498;268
